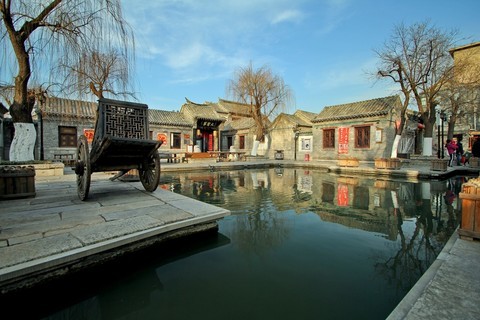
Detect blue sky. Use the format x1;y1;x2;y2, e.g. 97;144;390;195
121;0;480;114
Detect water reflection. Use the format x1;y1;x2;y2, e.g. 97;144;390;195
12;169;469;320
161;169;464;240
4;233;231;319
161;169;466;299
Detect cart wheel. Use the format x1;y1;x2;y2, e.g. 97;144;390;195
139;152;160;192
75;135;91;201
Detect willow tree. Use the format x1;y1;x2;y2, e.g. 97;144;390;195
0;0;134;161
228;63;293;156
375;21;457;156
62;50;135;100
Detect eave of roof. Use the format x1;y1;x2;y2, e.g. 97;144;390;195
449;41;480;57
181;99;225;122
42;97;97;119
312;95;399;123
149;109;192;127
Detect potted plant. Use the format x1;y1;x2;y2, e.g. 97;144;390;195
470;157;480;168
458;178;480;240
431;159;448;171
337;156;359;167
375;158;402;170
0;165;36;199
374;158;388;169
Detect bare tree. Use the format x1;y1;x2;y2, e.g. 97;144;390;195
62;49;135;100
375;21;457;156
228;62;294;156
0;0;134;161
439;85;480;140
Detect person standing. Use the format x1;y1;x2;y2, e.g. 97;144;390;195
446;139;458;167
456;138;464;165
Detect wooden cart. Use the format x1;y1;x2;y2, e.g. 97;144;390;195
74;98;162;200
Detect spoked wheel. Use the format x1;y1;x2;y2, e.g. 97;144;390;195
75;135;91;201
139;152;160;192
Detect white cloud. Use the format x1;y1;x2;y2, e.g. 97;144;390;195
122;0;352;85
271;10;304;24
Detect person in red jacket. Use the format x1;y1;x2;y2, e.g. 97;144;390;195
446;139;458;167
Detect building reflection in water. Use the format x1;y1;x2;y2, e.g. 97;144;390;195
161;168;467;291
160;169;465;242
33;169;470;319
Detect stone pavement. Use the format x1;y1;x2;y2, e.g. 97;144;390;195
387;232;480;320
0;172;229;293
1;158;480;320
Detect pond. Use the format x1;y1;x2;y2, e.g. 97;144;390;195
9;168;467;320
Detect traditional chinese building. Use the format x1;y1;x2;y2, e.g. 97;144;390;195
311;96;401;161
0;96;258;161
447;41;480;150
268;110;316;160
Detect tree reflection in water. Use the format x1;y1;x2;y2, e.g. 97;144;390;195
159;169;467;315
375;177;464;292
162;169;464;263
18;169;469;320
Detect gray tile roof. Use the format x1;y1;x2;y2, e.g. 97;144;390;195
312;95;400;123
223;117;256;130
149;109;191;127
270;112;313;130
294;110;317;123
218;99;252;117
42;97;97;119
181;98;225;122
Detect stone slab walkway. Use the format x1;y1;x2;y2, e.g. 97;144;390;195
387;232;480;320
0;173;229;292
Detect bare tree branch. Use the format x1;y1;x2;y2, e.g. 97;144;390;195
228;62;294;142
374;21;458;143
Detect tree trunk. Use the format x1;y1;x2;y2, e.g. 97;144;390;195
390;135;401;158
250;124;263;156
8;34;36;160
447;116;456;140
9;98;36;161
9;123;36;161
251;140;260;156
422;112;435;156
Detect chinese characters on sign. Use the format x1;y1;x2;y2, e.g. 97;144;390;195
337;184;349;206
83;129;94;143
157;133;167;146
338;127;349;154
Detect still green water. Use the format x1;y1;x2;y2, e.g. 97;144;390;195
10;169;466;319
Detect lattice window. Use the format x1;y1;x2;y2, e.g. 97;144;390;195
323;129;335;148
59;126;77;147
104;104;147;139
355;126;370;148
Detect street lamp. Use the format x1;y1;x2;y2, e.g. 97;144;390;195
440;111;447;158
294;130;299;160
437;111;441;159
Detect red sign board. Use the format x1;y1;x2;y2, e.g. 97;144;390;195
337;184;349;206
157;133;167;146
338;127;349;154
208;133;213;151
83;129;94;143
